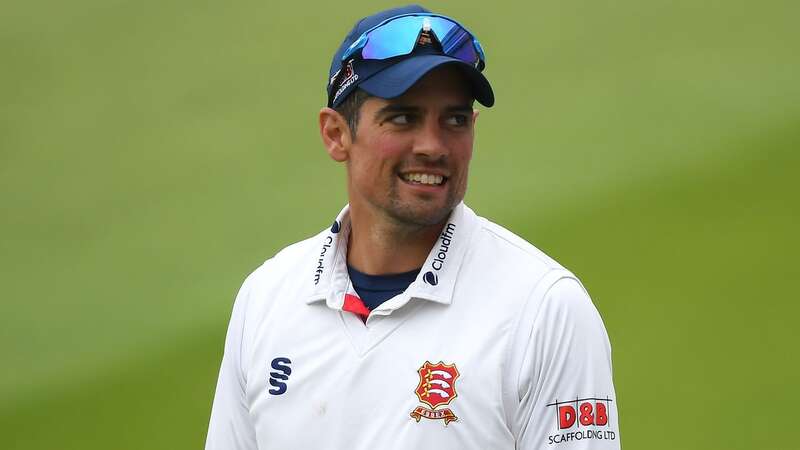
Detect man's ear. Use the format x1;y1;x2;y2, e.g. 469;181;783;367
319;107;351;162
472;108;480;125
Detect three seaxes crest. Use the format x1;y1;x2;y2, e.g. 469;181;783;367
410;361;460;425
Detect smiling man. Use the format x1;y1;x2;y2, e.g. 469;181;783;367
206;5;620;450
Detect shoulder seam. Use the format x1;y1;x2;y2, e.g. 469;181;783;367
238;258;274;386
477;219;557;267
501;268;575;429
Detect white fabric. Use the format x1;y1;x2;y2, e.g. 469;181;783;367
206;203;620;449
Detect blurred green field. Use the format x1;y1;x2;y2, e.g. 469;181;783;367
1;0;798;448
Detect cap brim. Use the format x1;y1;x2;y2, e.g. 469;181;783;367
358;54;495;107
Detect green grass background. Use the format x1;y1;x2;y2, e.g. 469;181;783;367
1;0;798;448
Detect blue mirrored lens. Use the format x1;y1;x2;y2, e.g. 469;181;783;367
427;17;457;44
432;19;478;65
361;17;422;60
358;15;481;66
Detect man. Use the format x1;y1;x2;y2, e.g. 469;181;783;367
206;5;620;449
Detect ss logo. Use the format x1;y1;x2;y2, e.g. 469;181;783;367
268;357;292;395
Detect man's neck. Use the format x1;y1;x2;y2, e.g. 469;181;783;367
346;208;447;275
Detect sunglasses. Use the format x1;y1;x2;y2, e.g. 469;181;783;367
341;13;486;70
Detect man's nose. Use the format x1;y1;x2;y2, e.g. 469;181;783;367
411;118;448;159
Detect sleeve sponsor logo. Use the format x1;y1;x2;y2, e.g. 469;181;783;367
546;397;617;445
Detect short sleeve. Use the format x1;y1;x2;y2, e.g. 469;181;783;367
511;276;621;449
205;274;258;450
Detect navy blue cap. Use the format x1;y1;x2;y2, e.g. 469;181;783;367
327;5;494;108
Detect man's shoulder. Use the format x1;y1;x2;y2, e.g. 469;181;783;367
244;229;325;289
471;213;568;275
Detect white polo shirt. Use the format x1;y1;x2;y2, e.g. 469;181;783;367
206;203;620;449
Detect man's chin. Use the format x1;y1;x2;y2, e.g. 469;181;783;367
386;198;456;228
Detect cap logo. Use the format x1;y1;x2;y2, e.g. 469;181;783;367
329;68;340;87
417;30;433;46
332;59;359;105
418;18;434;46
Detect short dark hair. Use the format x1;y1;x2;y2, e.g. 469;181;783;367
333;88;372;138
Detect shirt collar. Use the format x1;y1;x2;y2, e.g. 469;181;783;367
305;202;481;312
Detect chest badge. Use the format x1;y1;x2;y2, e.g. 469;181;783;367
410;361;460;425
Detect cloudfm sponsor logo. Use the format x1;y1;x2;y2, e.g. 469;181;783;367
313;220;341;285
423;271;438;285
423;222;456;286
314;235;334;285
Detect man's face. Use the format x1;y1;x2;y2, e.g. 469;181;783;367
345;66;477;228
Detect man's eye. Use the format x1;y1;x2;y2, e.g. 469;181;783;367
446;115;468;126
389;114;412;125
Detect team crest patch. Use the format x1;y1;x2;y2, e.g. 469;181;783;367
410;361;460;425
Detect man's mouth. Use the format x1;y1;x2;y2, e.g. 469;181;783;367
399;172;447;186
